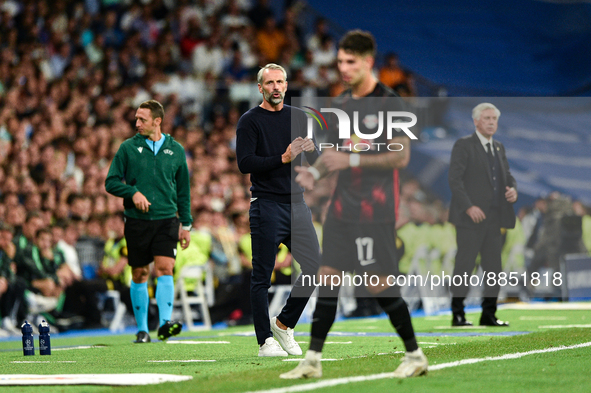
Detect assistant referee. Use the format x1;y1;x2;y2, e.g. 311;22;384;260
105;99;192;343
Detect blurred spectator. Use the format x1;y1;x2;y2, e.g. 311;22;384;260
102;11;125;48
234;25;259;70
573;200;591;255
180;16;205;59
378;53;415;96
521;197;547;258
256;16;287;63
224;45;251;83
85;213;135;322
49;43;72;80
248;0;274;30
53;220;83;281
192;33;224;79
529;193;585;274
312;35;336;67
304;16;325;49
0;223;28;335
14;211;44;256
15;228;64;299
74;217;105;281
221;0;251;34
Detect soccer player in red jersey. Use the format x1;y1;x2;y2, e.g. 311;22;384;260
282;30;427;379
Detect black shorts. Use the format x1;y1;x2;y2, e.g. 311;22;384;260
322;215;400;276
124;216;180;267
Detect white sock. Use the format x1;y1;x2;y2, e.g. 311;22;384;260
306;350;322;361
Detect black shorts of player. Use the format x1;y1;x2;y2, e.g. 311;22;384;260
322;215;400;277
124;216;180;267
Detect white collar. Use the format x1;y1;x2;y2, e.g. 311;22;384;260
475;130;494;155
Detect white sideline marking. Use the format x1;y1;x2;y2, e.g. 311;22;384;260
0;373;192;385
295;341;351;345
418;342;456;345
11;361;76;364
284;351;407;362
225;332;255;336
246;342;591;393
282;359;339;362
244;372;401;393
148;360;216;363
519;316;567;321
53;346;105;351
433;325;484;330
424;316;447;321
539;324;591;329
337;318;379;324
429;341;591;370
502;302;591;311
167;341;230;344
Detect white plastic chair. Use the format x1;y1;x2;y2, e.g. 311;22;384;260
173;265;213;331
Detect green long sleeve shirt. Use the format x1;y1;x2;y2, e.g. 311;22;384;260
105;133;192;226
16;245;65;286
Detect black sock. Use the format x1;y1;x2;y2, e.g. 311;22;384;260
309;297;338;352
376;296;418;352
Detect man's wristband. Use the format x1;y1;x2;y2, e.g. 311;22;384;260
182;225;192;231
307;166;321;180
349;153;361;167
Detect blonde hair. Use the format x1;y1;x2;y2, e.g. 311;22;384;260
257;63;287;85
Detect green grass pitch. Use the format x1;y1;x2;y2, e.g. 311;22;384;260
1;304;590;393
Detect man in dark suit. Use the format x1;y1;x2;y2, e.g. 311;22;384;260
448;103;517;327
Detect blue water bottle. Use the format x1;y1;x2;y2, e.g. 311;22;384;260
39;320;51;355
21;321;35;356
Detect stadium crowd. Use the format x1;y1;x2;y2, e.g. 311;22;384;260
0;0;589;335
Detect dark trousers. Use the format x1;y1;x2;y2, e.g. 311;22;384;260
249;198;320;345
451;211;502;319
0;278;28;323
63;280;105;326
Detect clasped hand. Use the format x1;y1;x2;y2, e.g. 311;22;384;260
282;137;315;163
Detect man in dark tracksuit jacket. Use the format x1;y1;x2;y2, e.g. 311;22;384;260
236;63;321;357
106;100;192;343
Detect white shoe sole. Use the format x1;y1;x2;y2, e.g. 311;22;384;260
270;317;302;356
258;352;288;357
280;365;322;379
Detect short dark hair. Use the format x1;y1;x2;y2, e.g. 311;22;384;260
139;100;165;121
35;227;52;239
0;222;14;234
339;30;376;58
25;210;42;223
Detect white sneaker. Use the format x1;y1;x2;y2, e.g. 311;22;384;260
393;348;428;378
258;337;288;357
270;316;302;355
26;292;58;313
2;317;21;335
280;350;322;379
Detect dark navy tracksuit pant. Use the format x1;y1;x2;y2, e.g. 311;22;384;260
249;198;320;345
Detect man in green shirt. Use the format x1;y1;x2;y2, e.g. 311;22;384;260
106;100;192;343
0;223;28;333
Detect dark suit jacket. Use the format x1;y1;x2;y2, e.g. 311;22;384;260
448;132;517;229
